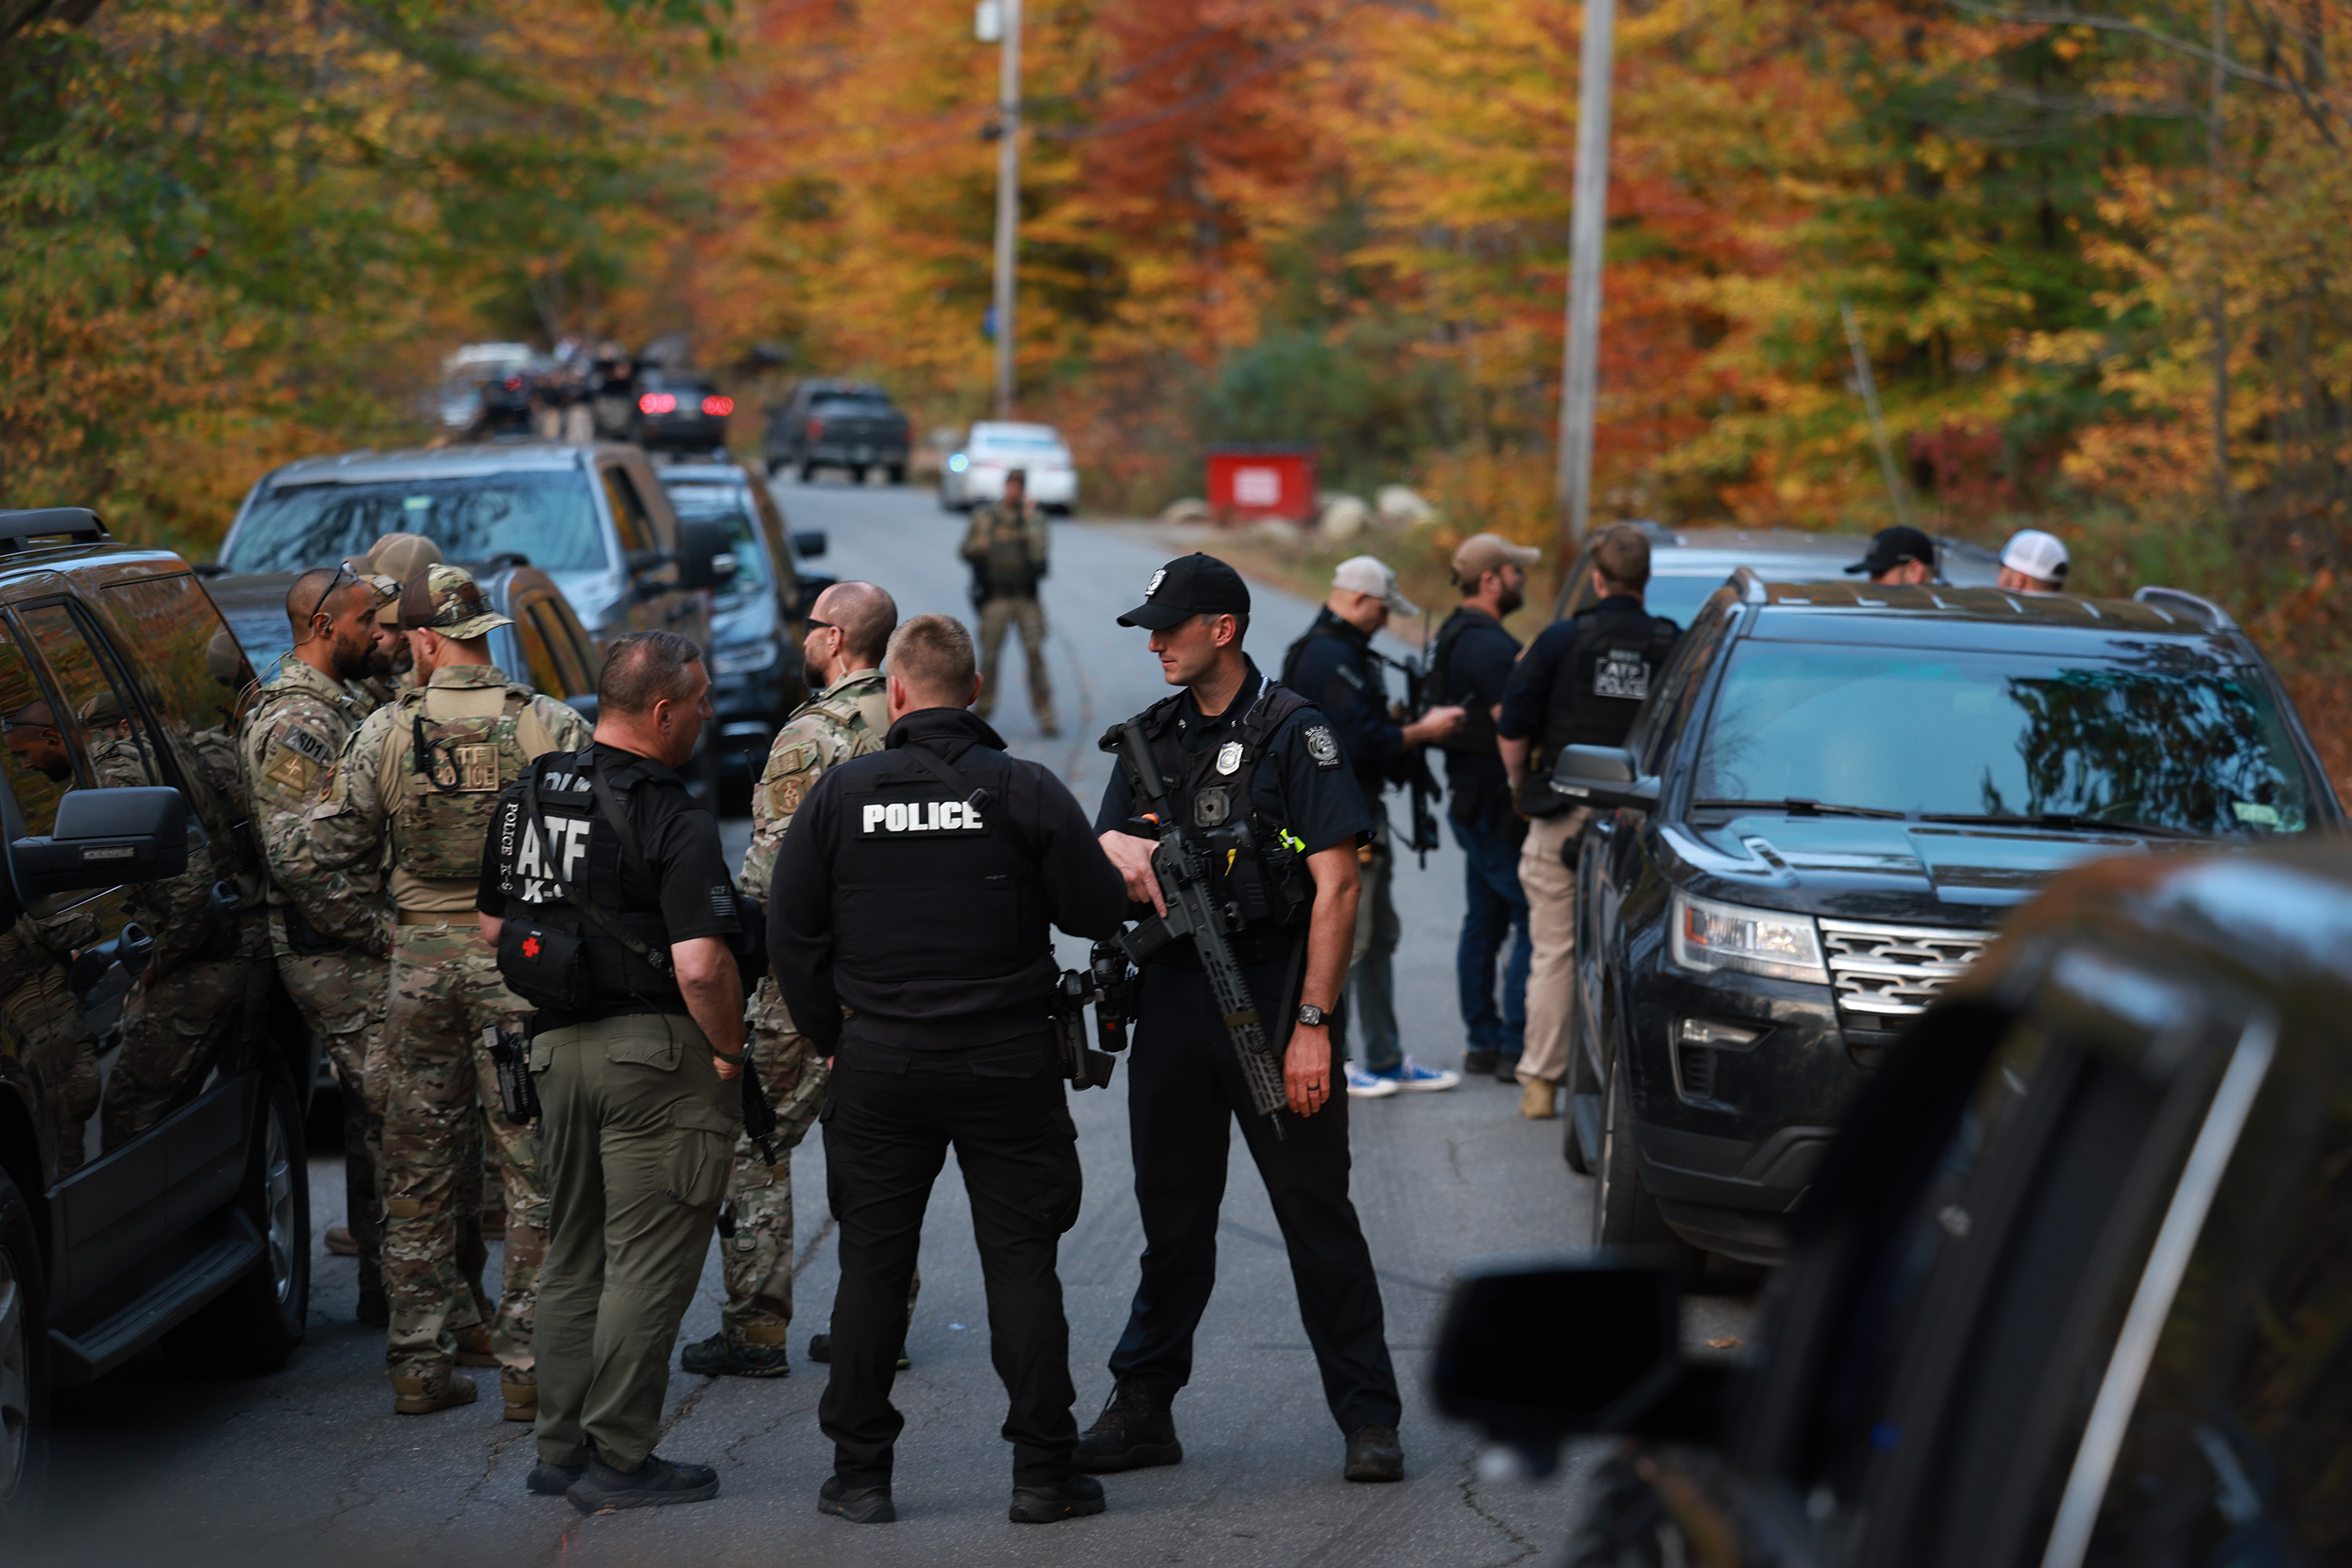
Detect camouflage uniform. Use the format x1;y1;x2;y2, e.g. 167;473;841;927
307;572;588;1416
961;498;1056;732
241;655;396;1312
710;668;888;1353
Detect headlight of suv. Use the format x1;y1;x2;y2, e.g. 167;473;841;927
1669;889;1830;984
711;640;780;677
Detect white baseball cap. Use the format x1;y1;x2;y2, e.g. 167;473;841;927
2000;528;2070;586
1332;555;1418;619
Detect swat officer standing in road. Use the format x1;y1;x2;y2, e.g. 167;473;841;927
480;630;750;1512
241;565;402;1323
1282;555;1465;1095
960;466;1059;736
768;613;1127;1526
1497;523;1679;1120
1084;553;1409;1486
677;579;898;1380
306;564;590;1417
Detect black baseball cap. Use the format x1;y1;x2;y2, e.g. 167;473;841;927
1117;553;1252;630
1846;524;1937;577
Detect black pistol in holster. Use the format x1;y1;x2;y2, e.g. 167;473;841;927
485;1026;539;1126
1052;938;1140;1091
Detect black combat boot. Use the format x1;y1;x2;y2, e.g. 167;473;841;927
526;1461;586;1497
564;1453;720;1514
680;1331;790;1378
1463;1049;1499;1077
817;1475;896;1523
1342;1424;1404;1483
1010;1472;1105;1523
1073;1378;1182;1473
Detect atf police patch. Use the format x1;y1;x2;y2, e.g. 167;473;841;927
1303;724;1342;771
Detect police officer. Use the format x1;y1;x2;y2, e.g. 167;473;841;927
1998;528;2070;593
305;564;590;1417
1497;522;1679;1120
1430;533;1542;1083
241;565;402;1322
1846;523;1937;586
1281;555;1464;1094
960;467;1058;736
768;613;1127;1526
479;630;748;1512
677;579;898;1379
1085;553;1408;1486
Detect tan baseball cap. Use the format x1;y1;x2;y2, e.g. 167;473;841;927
1450;532;1541;586
368;535;444;626
398;563;511;641
1332;555;1418;619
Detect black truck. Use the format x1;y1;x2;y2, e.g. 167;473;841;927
762;379;912;485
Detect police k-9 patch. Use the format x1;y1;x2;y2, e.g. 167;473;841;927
858;798;988;836
1304;724;1342;770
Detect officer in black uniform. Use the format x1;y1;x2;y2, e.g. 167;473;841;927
1081;552;1408;1485
767;612;1128;1528
476;630;750;1512
1495;523;1680;1117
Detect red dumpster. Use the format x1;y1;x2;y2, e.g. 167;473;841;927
1207;445;1318;524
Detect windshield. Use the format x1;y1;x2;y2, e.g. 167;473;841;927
662;483;770;604
223;472;608;574
1690;641;2315;836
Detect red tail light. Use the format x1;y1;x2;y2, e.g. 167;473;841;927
806;417;824;438
702;395;735;417
639;392;677;415
505;377;522;390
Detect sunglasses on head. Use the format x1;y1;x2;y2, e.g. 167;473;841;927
308;564;358;628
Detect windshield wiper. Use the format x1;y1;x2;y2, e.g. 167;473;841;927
1915;812;2199;839
1690;798;1910;819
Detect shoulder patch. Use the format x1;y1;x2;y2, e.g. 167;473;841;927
274;725;336;768
1303;724;1342;770
264;750;319;797
1334;662;1366;691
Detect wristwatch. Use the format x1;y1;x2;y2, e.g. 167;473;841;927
1295;1004;1328;1029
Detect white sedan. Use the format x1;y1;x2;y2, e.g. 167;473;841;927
938;422;1078;514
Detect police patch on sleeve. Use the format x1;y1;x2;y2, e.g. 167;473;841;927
1303;724;1342;771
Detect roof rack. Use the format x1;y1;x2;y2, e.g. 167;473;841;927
0;508;110;554
1732;565;1769;604
2132;585;2236;632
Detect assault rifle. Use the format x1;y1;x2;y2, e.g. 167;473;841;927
1102;716;1290;1131
1051;938;1139;1091
1373;635;1444;868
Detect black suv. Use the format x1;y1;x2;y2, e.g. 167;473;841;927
1553;573;2339;1269
1435;842;2352;1568
0;510;309;1526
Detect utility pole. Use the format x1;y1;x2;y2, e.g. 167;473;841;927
990;0;1022;419
1555;0;1617;554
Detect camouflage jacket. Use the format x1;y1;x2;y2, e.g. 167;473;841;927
737;667;889;898
241;658;387;951
303;663;588;925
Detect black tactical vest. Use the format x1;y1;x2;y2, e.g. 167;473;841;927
492;748;683;1018
1538;602;1680;764
1131;680;1316;934
830;744;1047;988
1430;608;1501;758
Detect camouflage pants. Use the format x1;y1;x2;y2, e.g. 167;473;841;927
975;595;1055;730
103;924;268;1149
381;920;546;1394
718;980;920;1343
276;934;390;1293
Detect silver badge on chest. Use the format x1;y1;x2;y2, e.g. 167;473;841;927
1215;740;1243;775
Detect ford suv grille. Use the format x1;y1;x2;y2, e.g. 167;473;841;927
1820;919;1995;1020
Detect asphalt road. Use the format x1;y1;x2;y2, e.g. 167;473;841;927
29;475;1749;1566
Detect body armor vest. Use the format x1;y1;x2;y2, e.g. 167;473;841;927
383;680;557;909
1429;609;1501;759
1132;681;1316;935
830;746;1047;987
1538;604;1679;765
495;749;684;1017
982;527;1038;597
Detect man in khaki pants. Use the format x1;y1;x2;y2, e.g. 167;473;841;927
1497;525;1680;1118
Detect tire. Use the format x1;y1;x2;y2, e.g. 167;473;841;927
797;462;815;484
164;1067;309;1374
887;464;906;486
1592;1051;1704;1285
0;1165;50;1531
766;458;784;478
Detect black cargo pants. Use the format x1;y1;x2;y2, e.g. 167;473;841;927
1108;953;1403;1435
819;1036;1083;1490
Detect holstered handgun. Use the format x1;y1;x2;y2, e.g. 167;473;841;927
485;1025;539;1126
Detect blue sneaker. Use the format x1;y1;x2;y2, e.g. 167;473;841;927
1344;1065;1400;1098
1375;1057;1461;1093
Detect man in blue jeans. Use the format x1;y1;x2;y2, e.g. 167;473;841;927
1428;534;1540;1083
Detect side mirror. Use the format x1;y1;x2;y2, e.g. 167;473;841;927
675;518;740;593
13;786;190;896
1431;1259;1726;1465
1551;744;1659;811
791;529;829;559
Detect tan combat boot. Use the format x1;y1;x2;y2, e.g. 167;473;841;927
503;1375;539;1424
392;1375;479;1415
1519;1077;1559;1120
453;1323;499;1367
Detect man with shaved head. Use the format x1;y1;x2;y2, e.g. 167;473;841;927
678;579;901;1380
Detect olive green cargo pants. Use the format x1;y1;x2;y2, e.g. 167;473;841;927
532;1012;740;1472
